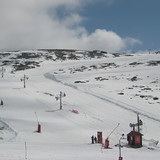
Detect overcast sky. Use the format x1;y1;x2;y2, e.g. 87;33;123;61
0;0;159;52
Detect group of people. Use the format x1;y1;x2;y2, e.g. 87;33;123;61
91;135;98;144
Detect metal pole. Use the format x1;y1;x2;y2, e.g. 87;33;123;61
107;123;120;139
149;49;151;54
119;139;121;158
35;112;39;124
137;114;140;132
24;75;26;88
2;67;4;78
60;91;62;110
25;141;27;160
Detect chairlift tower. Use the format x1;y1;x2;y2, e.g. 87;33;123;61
0;67;5;78
20;74;29;88
129;114;143;132
55;91;66;110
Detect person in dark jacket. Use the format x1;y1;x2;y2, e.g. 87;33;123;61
91;135;94;144
94;136;97;143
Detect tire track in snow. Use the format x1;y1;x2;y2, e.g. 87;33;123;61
44;73;160;123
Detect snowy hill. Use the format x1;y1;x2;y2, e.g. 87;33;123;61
0;49;160;160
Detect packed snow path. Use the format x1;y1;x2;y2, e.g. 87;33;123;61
45;72;160;123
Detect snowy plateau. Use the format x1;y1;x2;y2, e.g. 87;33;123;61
0;49;160;160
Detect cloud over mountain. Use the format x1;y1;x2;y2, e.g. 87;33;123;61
0;0;141;52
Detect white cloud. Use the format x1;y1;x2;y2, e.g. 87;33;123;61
0;0;141;52
80;29;126;52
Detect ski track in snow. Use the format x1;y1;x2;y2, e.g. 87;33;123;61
0;119;17;142
44;73;160;123
87;90;160;123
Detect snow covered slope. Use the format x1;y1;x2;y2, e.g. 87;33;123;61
0;50;160;160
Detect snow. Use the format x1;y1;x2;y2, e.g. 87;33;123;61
0;51;160;159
